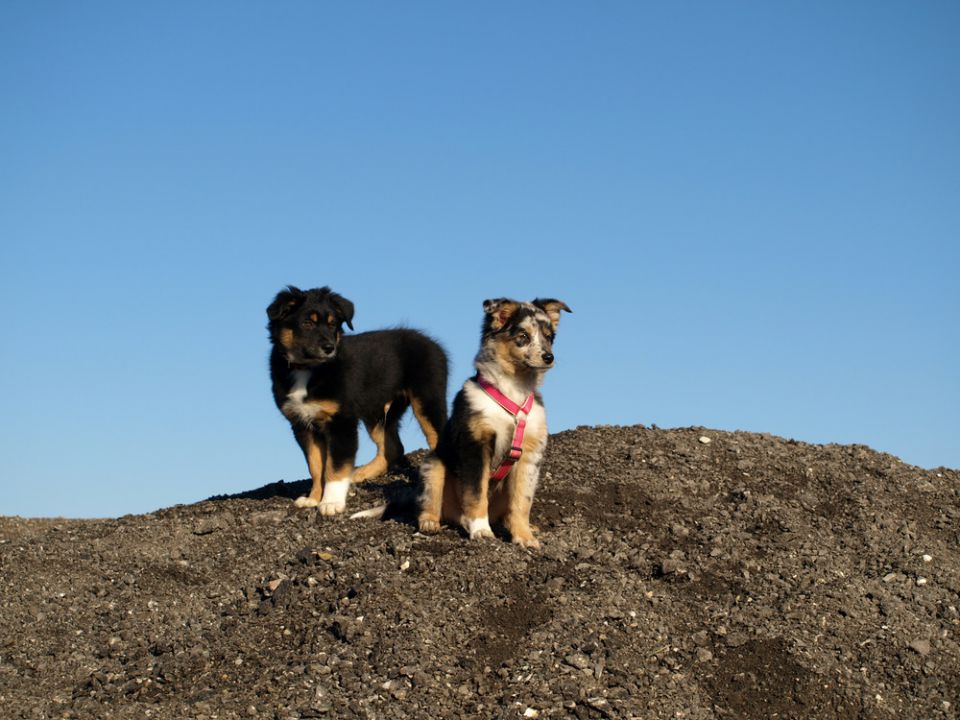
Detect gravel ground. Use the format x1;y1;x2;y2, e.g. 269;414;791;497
1;425;958;719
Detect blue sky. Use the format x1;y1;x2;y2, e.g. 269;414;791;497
1;2;957;518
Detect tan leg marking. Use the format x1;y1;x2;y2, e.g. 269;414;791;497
410;396;439;449
502;418;547;548
354;411;389;483
294;432;327;508
418;455;446;533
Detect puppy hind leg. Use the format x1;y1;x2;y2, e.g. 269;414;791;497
353;417;389;484
383;398;408;467
410;394;444;451
417;456;445;533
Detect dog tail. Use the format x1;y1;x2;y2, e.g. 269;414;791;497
349;504;388;521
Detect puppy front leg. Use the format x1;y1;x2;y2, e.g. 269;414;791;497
458;444;494;540
502;440;546;549
293;427;327;508
319;417;358;516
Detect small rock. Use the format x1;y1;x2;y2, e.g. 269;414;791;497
922;554;932;563
564;653;592;670
725;632;748;647
908;639;931;656
586;697;609;711
193;517;223;535
546;577;565;591
696;648;713;662
523;709;539;718
916;577;928;586
699;436;712;444
660;558;685;575
882;573;898;583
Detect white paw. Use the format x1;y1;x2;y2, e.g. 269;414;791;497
294;496;320;508
470;526;495;540
318;478;350;516
319;501;346;517
463;515;494;540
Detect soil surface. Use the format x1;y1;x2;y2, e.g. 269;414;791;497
2;425;958;720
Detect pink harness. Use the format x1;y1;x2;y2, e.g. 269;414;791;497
474;375;535;482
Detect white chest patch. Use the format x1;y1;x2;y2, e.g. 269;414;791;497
282;370;338;427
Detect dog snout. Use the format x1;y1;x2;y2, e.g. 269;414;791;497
321;342;336;355
541;351;554;365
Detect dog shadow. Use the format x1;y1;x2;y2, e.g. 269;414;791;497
205;460;423;527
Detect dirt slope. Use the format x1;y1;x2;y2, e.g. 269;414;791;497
1;425;958;719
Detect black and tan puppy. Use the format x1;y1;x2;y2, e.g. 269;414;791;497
417;298;571;547
268;286;448;515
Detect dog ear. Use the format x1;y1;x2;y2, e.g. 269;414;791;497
483;298;521;332
533;298;572;332
328;292;355;330
267;286;305;321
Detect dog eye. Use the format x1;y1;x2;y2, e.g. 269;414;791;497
516;331;530;345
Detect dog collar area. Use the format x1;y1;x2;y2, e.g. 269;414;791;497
473;375;535;482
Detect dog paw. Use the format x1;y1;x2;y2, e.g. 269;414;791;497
294;495;320;508
469;526;495;541
512;534;541;550
463;515;494;540
418;517;441;534
319;501;346;517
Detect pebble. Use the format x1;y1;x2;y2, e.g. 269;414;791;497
922;554;932;563
725;632;748;647
563;653;592;670
660;558;684;575
696;649;713;663
916;577;928;586
908;639;931;656
698;436;712;444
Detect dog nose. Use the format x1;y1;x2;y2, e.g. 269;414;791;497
542;352;554;365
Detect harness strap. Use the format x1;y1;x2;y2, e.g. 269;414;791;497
474;375;535;482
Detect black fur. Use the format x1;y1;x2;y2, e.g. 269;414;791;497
267;286;448;508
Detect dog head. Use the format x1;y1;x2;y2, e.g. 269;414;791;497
267;286;355;366
482;297;572;374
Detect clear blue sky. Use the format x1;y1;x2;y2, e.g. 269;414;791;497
1;2;957;518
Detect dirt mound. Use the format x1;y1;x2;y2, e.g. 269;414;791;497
1;425;957;719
